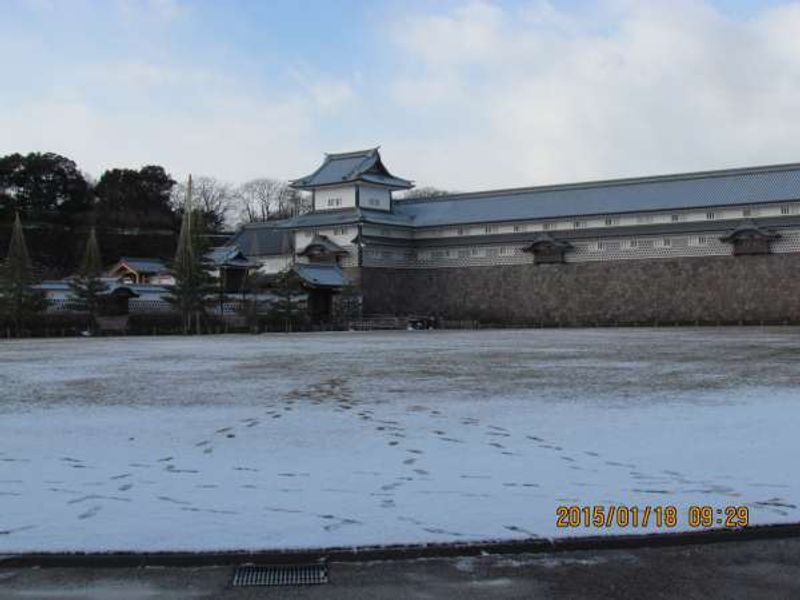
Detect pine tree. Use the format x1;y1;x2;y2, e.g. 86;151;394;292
68;227;109;335
270;269;306;332
165;175;212;334
0;213;47;336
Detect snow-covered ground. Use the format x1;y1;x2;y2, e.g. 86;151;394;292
1;328;798;552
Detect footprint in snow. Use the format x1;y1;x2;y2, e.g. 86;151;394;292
78;505;102;520
165;465;199;473
504;524;537;536
157;496;192;505
0;524;36;535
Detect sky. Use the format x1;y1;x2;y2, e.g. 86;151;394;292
1;0;800;191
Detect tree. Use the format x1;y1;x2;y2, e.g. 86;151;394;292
68;228;109;335
268;269;307;332
234;178;310;224
172;176;233;233
0;152;92;223
0;213;47;336
94;166;177;229
165;176;213;334
399;186;453;199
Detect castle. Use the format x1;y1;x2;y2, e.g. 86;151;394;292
226;148;800;326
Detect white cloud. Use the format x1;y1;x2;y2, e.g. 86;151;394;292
3;1;800;193
288;67;357;113
382;0;800;190
0;59;323;183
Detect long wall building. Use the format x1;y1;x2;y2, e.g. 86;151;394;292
227;148;800;325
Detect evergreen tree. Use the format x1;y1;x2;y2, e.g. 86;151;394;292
269;269;306;332
68;228;108;335
0;213;47;336
0;152;92;224
165;176;212;334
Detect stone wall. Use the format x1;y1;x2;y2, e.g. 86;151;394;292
358;254;800;325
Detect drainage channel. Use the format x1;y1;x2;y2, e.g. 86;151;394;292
232;563;329;587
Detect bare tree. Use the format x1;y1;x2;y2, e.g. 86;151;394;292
234;178;311;224
399;186;454;199
172;176;234;232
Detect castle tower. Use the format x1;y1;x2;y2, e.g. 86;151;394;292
290;148;413;213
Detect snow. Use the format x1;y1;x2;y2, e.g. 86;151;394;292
0;328;798;552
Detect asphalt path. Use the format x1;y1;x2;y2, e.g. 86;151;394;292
2;537;800;599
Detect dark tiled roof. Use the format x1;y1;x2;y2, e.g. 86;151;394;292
114;257;169;274
293;263;349;288
719;220;781;242
228;224;294;256
297;235;348;257
291;148;413;190
205;246;257;267
395;163;800;227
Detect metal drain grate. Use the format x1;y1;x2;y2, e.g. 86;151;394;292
232;563;328;587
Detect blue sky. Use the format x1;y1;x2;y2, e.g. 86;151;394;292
2;0;800;190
